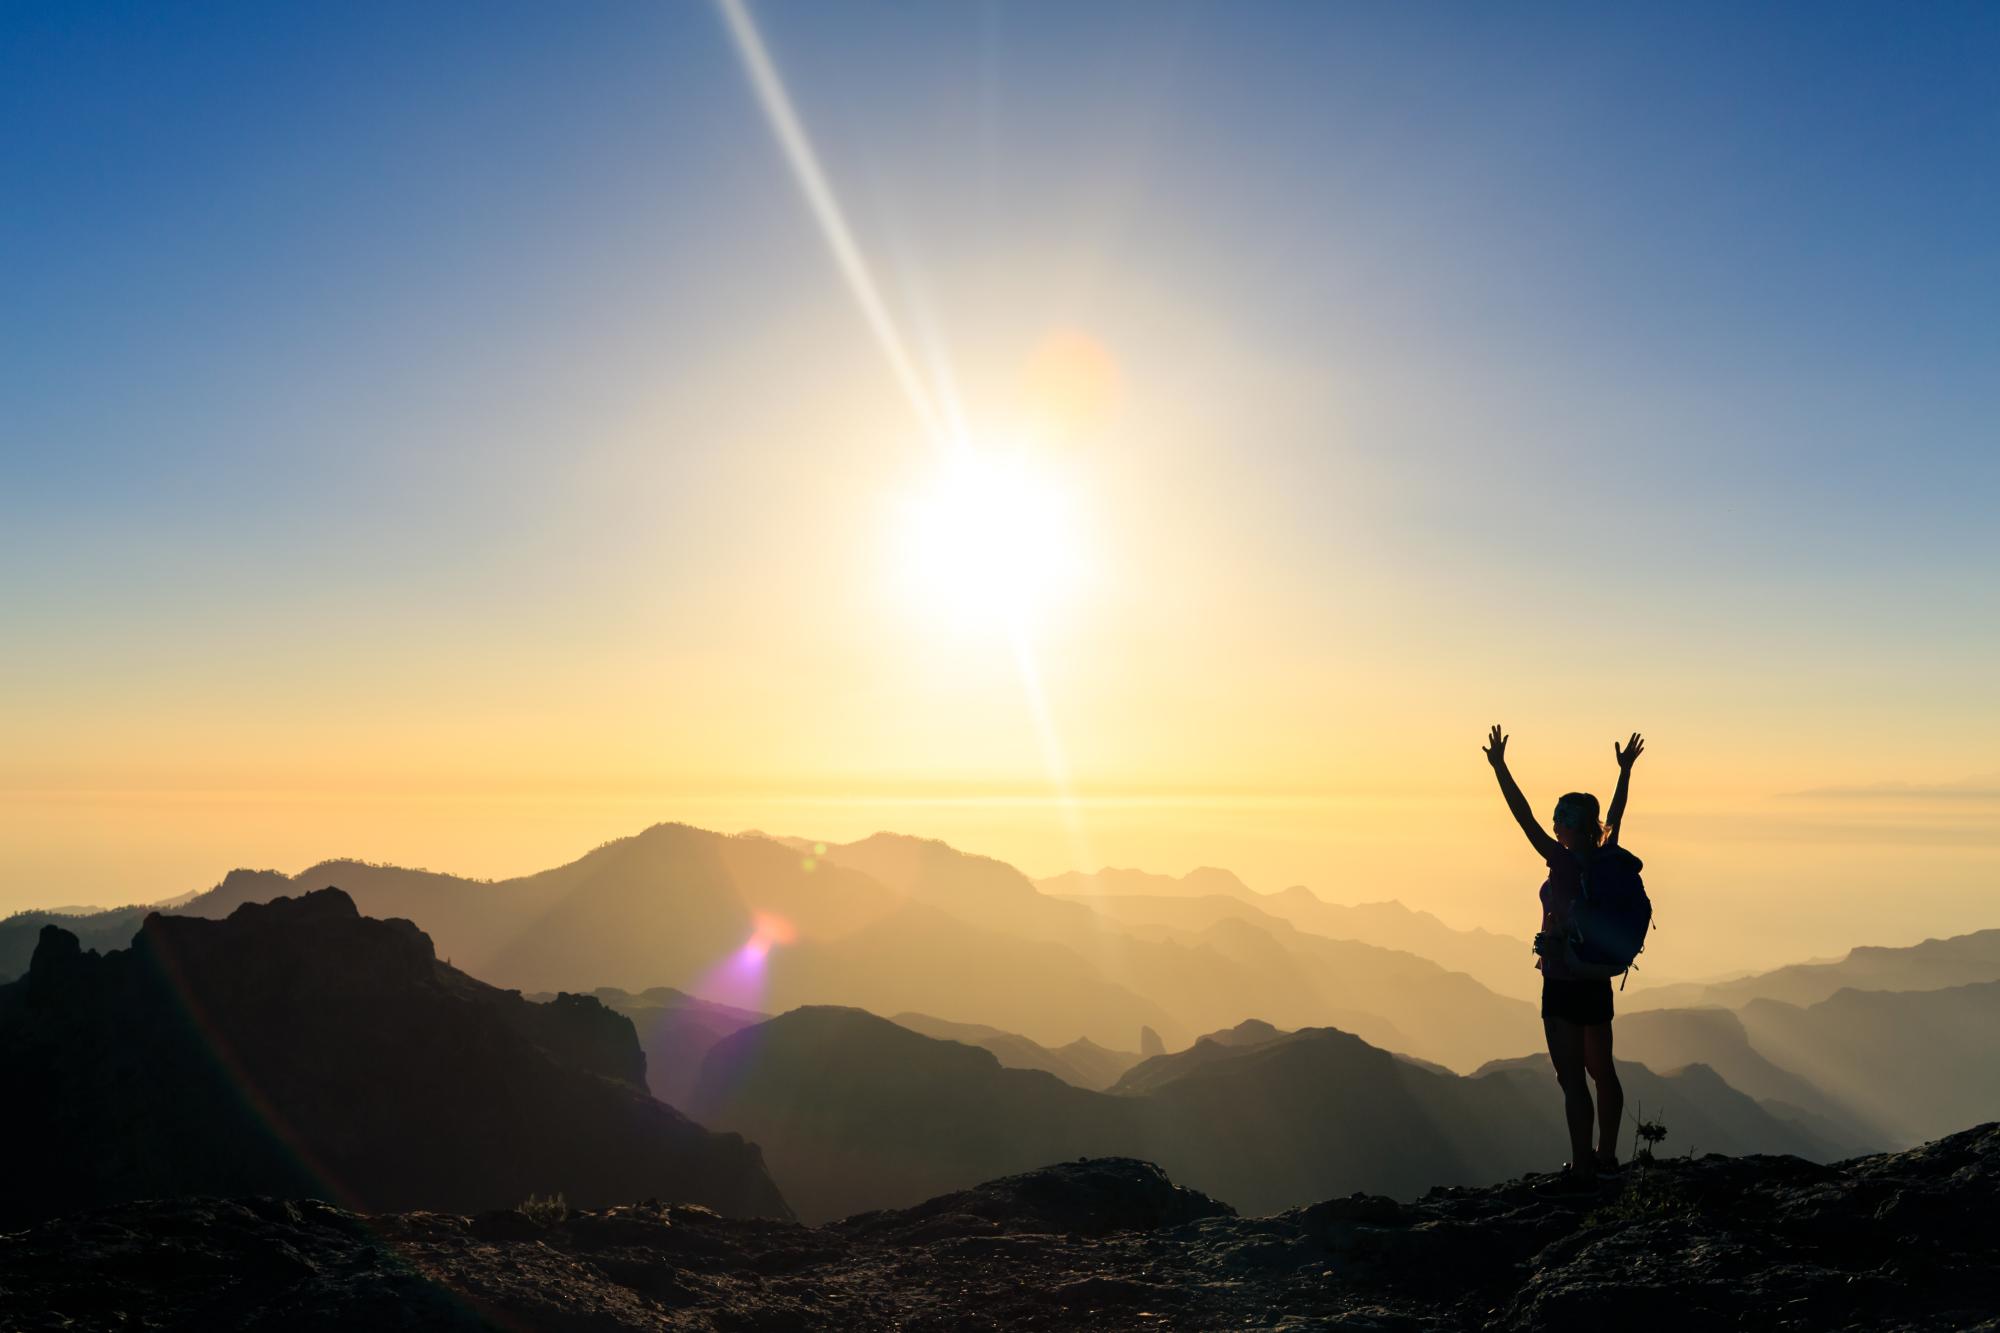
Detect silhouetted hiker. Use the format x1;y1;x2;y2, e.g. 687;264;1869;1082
1484;725;1647;1194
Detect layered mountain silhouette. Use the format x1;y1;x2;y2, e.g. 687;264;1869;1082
10;820;1992;1166
889;1012;1142;1089
1036;885;1541;1067
690;1007;1837;1222
542;986;770;1109
0;904;151;980
1623;926;2000;1010
1734;980;2000;1147
1602;1005;1878;1149
1042;865;1540;1002
692;1006;1136;1223
0;825;1180;1048
1599;928;2000;1151
0;823;1540;1069
811;832;1539;1069
0;890;789;1228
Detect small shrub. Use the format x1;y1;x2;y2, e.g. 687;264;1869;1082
1632;1101;1669;1162
519;1192;568;1225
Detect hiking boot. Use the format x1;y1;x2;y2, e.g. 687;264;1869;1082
1537;1164;1603;1199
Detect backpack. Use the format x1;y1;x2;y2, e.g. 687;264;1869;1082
1560;846;1652;983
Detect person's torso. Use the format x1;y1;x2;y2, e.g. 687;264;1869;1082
1537;847;1587;978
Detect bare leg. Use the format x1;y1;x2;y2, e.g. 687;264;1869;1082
1544;1016;1595;1178
1583;1022;1624;1166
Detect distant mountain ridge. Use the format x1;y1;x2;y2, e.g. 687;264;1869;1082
1039;865;1540;1002
0;889;790;1227
889;1012;1143;1090
1735;980;2000;1147
1624;927;2000;1010
810;832;1540;1070
12;821;1993;1152
690;1006;1840;1222
0;824;1182;1049
538;986;770;1109
0;823;1541;1070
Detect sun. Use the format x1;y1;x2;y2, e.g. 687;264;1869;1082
896;446;1087;630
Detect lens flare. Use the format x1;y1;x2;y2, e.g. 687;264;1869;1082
1020;328;1121;444
697;909;797;1009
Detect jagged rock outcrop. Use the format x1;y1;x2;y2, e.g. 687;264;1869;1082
0;903;150;981
0;889;789;1227
2;1128;1995;1330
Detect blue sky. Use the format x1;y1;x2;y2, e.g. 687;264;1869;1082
7;1;1995;587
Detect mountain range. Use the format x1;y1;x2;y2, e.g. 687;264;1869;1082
1623;927;2000;1010
5;819;1996;1170
1041;865;1541;1002
0;889;788;1228
888;1012;1144;1090
532;985;769;1109
0;824;1542;1070
690;1006;1840;1222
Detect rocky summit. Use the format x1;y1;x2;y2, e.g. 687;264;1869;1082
4;1129;1997;1331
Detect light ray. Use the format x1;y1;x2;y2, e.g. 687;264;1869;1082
716;1;1092;871
1006;614;1096;873
715;0;949;447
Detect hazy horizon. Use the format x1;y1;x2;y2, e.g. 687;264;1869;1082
6;788;1992;980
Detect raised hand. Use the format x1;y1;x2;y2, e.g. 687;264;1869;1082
1488;725;1555;855
1614;732;1645;771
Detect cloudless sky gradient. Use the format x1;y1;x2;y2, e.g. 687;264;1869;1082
3;2;1996;973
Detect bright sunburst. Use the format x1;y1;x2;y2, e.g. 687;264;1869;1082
897;446;1086;630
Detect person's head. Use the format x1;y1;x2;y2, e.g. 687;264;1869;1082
1552;792;1605;850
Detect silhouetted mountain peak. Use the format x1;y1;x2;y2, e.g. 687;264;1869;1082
26;923;83;983
827;832;1043;902
713;1004;1011;1080
1204;1018;1284;1047
137;885;439;996
1;892;790;1226
1181;866;1252;897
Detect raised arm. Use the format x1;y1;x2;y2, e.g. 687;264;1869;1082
1605;732;1644;845
1484;725;1558;859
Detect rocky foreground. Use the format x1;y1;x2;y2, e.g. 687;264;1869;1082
5;1128;1998;1332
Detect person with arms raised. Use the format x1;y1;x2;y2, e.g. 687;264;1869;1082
1484;725;1647;1194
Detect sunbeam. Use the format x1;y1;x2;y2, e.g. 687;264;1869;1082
716;0;1090;867
715;0;952;450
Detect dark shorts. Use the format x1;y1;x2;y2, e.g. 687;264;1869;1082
1541;975;1614;1026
